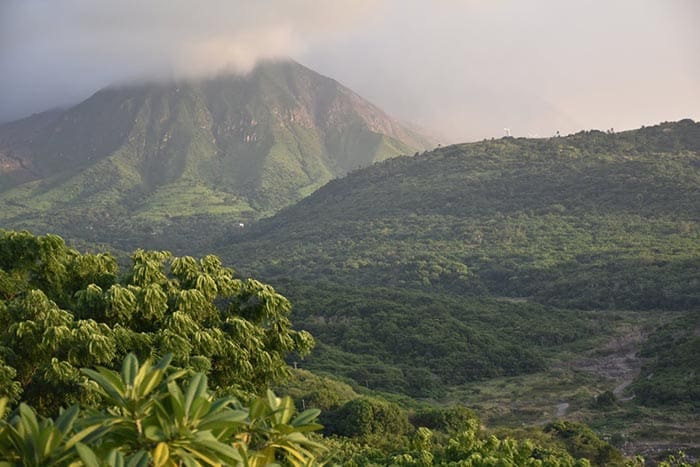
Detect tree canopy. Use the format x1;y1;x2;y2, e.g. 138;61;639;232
0;230;313;414
0;353;325;466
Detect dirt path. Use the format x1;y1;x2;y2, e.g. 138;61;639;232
555;402;570;418
545;327;644;422
611;349;640;401
574;327;644;400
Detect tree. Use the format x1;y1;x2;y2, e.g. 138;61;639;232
0;353;325;466
545;421;626;466
0;230;314;414
322;397;410;438
410;406;478;434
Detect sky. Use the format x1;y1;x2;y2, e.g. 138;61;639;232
1;0;698;142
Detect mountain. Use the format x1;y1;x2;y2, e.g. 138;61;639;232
214;120;700;401
219;119;700;307
0;60;432;250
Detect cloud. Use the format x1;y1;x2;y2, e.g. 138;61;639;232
0;0;377;121
1;0;698;141
299;0;700;141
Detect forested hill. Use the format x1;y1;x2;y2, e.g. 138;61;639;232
220;119;700;310
0;60;431;251
214;120;700;396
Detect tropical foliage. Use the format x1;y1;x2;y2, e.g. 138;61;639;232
632;312;700;406
273;283;604;397
2;120;699;465
322;415;610;467
0;352;641;467
216;120;700;399
0;353;325;466
0;230;313;414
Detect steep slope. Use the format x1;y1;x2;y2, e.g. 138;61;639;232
215;120;700;395
0;60;432;250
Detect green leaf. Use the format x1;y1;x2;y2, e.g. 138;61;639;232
64;423;105;450
183;373;208;416
75;442;101;467
105;449;126;467
136;369;165;400
42;428;67;459
177;445;222;466
82;368;126;405
188;397;211;423
125;451;150;467
197;410;248;432
152;442;170;467
289;423;324;433
290;408;320;427
173;450;199;467
122;353;140;388
266;389;280;412
143;424;165;442
249;398;266;419
0;398;7;418
54;405;80;434
194;439;243;463
275;395;295;425
18;403;40;438
166;381;185;422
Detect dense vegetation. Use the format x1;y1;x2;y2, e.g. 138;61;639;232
0;60;430;252
275;282;606;397
278;370;635;466
2;353;635;466
217;120;700;400
632;312;700;406
0;230;313;414
0;354;326;466
0;231;655;466
2;119;699;463
222;120;700;309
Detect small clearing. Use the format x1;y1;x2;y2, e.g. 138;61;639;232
555;402;570;418
574;326;645;400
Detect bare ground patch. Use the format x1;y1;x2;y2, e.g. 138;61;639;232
573;325;645;400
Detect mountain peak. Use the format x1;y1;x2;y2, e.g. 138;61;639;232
0;62;433;249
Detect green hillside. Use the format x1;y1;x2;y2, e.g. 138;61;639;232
0;60;431;251
216;120;700;401
1;118;698;460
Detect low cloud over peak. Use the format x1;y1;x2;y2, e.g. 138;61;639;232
1;0;698;141
0;0;375;121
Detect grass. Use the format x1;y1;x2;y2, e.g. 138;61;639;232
434;310;699;459
135;181;252;221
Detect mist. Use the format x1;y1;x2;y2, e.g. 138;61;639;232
1;0;698;142
0;0;375;122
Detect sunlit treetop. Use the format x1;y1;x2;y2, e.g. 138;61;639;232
0;230;313;414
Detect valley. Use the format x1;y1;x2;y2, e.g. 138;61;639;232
2;2;698;465
0;65;697;464
214;120;700;461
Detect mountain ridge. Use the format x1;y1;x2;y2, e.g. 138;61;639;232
212;119;700;398
0;60;432;250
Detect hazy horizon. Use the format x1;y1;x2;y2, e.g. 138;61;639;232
1;0;698;142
